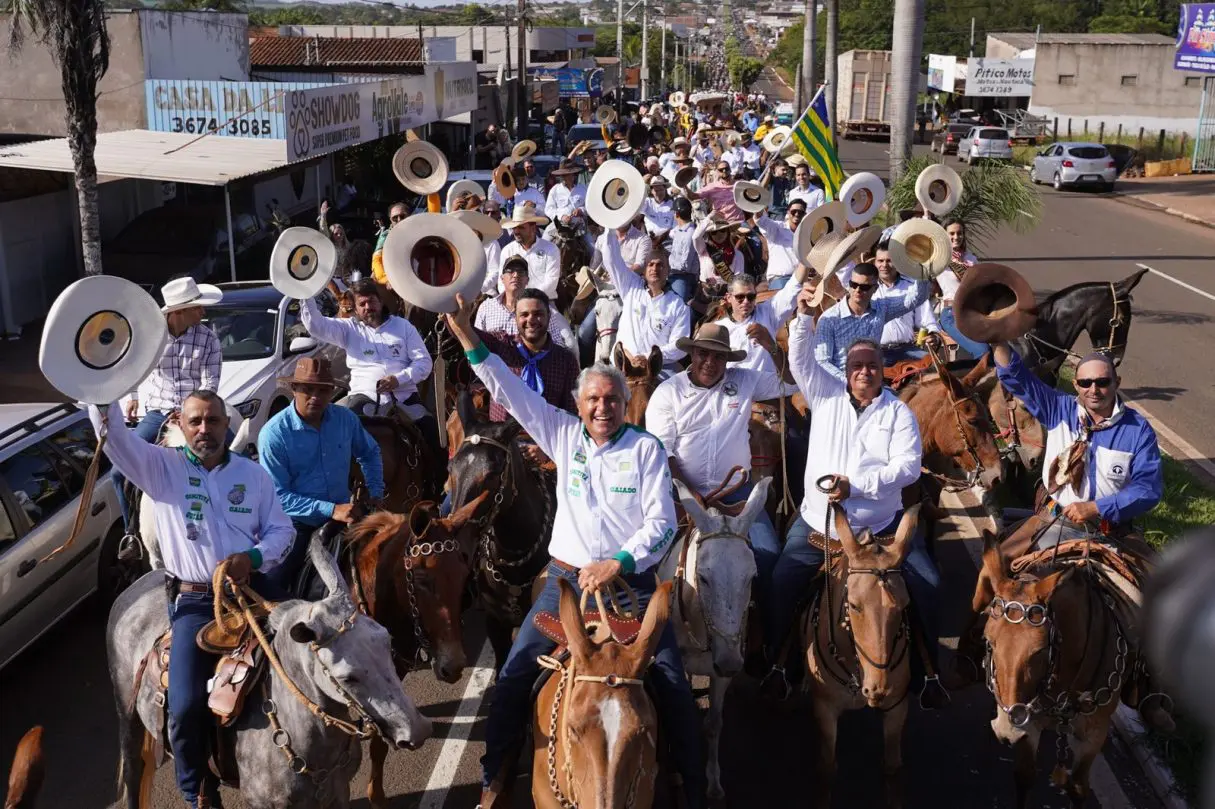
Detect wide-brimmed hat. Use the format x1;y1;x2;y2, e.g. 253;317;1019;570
647;173;669;187
512;139;538;162
808;269;848;310
796;201;848;262
382;213;488;314
278;356;338;387
671;136;690;148
732;181;771;214
953;263;1038;343
761;125;792;154
492;162;517;199
586;160;646;230
705;212;740;234
596;105;617;124
838;172;886;227
674;166;699;189
392;141;449;196
822;225;883;280
161;277;223;313
675;323;746;361
887;218;951;281
445;179;486;212
550;159;584;177
450;210;503;248
270;227;336;300
915;164;963;217
499;202;551;229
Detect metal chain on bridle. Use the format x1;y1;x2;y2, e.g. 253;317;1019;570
401;533;466;666
917;342;988;493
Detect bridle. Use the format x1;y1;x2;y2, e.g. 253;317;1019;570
400;517;467;667
918;344;993;492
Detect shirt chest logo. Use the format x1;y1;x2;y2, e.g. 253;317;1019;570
185;522;200;542
189;476;201;487
227;484;246;505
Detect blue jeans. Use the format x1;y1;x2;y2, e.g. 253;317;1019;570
939;306;989;360
577;309;598;366
669;273;699;303
763;512;940;665
720;482;780;604
263;521;319;596
115;410;170;531
167;589;221;804
766;274;790;291
883;345;928;365
481;562;706;808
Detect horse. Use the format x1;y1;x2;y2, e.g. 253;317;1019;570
356;415;442;512
550;218;593;314
109;537;433;809
4;726;43;809
531;578;673;809
341;502;484;808
660;478;771;801
447;403;556;671
974;531;1131;809
612;343;663;427
801;504;921;809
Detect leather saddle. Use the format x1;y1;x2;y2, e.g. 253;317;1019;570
884;355;935;390
534;609;644;647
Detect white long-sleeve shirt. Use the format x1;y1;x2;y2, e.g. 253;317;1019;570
754;213;799;279
641;196;675;235
602;229;692;365
787;312;922;536
788;184;826;210
713;277;801;379
489;185;545;210
482;239;503;295
498;237;562;301
545;182;588;221
591;227;652;274
300;297;432;404
646;366;784;496
466;350;677;572
875;276;941;345
89;402;294;584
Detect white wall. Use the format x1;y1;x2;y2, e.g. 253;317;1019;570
1029;105;1197;138
139;10;249;82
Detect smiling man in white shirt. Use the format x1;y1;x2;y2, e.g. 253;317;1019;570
760;286;941;700
498;202;562;301
752;198;808;290
872;243;943;364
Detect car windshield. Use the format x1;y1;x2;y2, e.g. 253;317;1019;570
568;124;603;142
979;129;1008;140
205;306;278;360
1068;146;1108;159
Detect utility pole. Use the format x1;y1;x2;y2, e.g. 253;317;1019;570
617;0;625;112
660;21;667;96
798;0;816;111
517;0;527;140
640;0;649;101
969;16;975;58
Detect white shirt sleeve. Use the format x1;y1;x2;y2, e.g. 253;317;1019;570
252;466;298;571
661;300;692;363
89;403;175;501
620;438;678;573
392;319;433;386
601;230;644;294
643;380;678;452
468;351;576;462
788;312;844;405
300;296;355;350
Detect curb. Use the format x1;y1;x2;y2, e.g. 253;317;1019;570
1110;705;1192;809
1109;191;1215;231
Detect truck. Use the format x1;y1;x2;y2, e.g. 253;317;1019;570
836;49;892;141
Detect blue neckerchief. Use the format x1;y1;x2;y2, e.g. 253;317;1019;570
516;342;550;395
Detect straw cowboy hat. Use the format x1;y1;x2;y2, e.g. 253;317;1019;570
499;201;551;229
450;210;503;248
392;141;449;196
382;213;488;314
795;200;848;263
675;322;746;361
887;217;951;281
817;225;883;282
277;356;339;388
674;166;699;189
915;164;963;217
550;158;584;177
838;172;886;227
270;227;336;300
732;181;771;214
446;179;486;212
161;277;223;313
586;160;646;231
808;267;847;310
511;139;538;162
761;125;793;154
704;211;740;234
492;161;517;199
574;264;611;301
596;105;617;124
952;263;1038;343
39;275;169;404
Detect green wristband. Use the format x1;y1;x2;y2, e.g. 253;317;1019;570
612;550;636;575
247;548;263;570
465;343;490;365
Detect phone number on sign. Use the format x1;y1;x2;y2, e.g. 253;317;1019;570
170;117;276;136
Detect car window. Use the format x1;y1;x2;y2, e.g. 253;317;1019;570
1068;146;1108;159
1;444;73;530
284;299;309;346
0;497;15;553
45;420;111;479
949;125;971;135
205;306;278;361
979;129;1007;140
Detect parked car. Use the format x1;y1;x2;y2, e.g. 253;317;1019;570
1030;142;1118;191
566;123;608;152
0;403;128;670
957;127;1014;164
774;102;795;126
201;282;350;457
931;123;974;156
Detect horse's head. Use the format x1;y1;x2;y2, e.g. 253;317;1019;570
834;504;919;709
915;356;1003;491
447;413;524;523
554;577;671;809
978;530;1079;744
612;343;662;427
593;293;624;365
674;478;771;676
268;537;433;750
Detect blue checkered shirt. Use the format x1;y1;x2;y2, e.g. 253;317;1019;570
135;324;223;412
813;281;932;382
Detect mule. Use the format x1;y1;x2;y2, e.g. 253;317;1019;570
975;532;1128;809
802;504;921;809
659;479;771;801
592;290;625;365
532;578;673;809
4;726;43;809
612;343;663;427
550;218;593;314
110;537;433;809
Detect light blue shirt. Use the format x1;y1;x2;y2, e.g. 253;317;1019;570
258;403;385;526
668;221;698;277
813;281;932;382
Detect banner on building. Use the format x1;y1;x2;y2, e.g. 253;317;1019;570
927;54;957;94
526;66;606;98
966;58;1034;96
1176;4;1215;73
146;80;329;139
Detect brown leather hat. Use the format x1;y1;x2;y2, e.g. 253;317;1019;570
675;323;746;361
952;263;1038;343
279;357;338;387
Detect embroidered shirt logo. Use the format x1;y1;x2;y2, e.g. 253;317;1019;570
573;449;587;464
227;484;247;505
1112;464;1125;475
185;522;200;542
723;381;738;397
189;476;201;487
609;486;637;494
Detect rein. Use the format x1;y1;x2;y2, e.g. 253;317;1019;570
918;344;987;492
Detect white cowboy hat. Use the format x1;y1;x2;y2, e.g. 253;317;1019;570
585;160;646;231
445;179;486;212
450;210;503;248
382;213;487;314
732;181;771;214
671;136;689;148
511;139;538;162
669;91;686;107
887;217;951;281
596;105;617;124
40;275;168;404
499;202;550;229
806;230;845;277
160;277;223;313
838;172;886;228
269;227;336;299
674;165;699;190
915;164;963;217
761;125;793;154
795;200;848;262
822;225;884;281
784;152;808;168
392;141;449;196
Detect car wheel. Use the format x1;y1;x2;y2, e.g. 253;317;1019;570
268;397;290;417
1053;172;1063;191
1029;165;1038;184
97;522;145;605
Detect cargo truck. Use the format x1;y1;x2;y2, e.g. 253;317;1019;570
836;49;892;141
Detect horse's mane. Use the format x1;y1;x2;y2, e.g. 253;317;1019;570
345;512;406;551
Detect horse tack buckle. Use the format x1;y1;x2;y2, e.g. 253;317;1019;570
989;597;1048;627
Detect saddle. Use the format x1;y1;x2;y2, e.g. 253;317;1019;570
884;355;935;390
534;609;644;647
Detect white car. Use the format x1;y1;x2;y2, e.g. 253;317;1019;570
1030;142;1118;192
0;403;127;669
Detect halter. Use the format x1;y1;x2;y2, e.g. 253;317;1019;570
400;521;467;666
674;525;752;653
917;344;991;492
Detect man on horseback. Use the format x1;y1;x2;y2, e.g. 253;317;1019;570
752;198;808;291
762;289;942;701
442;296;706;809
543;159;588;239
872;242;943;365
475;256;576;351
499;203;562;302
90;391;295;809
257;358;385;593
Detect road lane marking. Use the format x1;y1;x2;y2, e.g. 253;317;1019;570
418;640;495;809
1137;262;1215;303
1126;400;1215;481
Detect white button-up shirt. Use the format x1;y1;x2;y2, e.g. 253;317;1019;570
545;182;588;221
468;351;678;572
668;221;699;277
483;239;503;295
90;402;295;584
489;185;545;210
787;313;923;535
788;184;826;210
300;298;432;404
592;227;652;274
874;275;941;345
713;278;801;379
646;366;784;496
499;237;562;301
723;146;745;175
641;196;675;235
742;143;763;172
602;229;692;365
754;213;799;279
692;144;716;166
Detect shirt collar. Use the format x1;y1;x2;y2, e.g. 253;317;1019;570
581;423;627;447
182;443;231;469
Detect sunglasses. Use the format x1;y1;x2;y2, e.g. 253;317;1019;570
732;292;757;302
849;281;875;292
390;213;407;223
501;266;528;276
788;208;807;217
1076;377;1113;389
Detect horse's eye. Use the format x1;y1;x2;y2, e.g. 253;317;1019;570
848;602;862;613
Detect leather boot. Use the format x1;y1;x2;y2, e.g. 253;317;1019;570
478;779;512;809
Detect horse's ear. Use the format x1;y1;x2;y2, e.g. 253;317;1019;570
832;504;861;557
960;352;991;390
979;529;1007;587
890;503;921;562
674;479;713;530
456;389;479;434
632;581;673;670
408;501;438;539
647;345;664;379
734;477;772;533
612;341;627;372
445;490;490;537
939;367;969;402
556;577;594;662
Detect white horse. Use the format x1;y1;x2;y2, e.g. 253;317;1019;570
659;477;771;800
592;290;624;365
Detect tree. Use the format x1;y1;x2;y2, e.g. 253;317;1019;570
889;0;924;182
824;0;838;126
8;0;109;276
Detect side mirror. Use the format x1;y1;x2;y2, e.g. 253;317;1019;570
288;336;317;354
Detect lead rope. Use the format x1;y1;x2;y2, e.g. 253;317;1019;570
775;344;795;521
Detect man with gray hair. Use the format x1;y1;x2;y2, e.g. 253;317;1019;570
442;294;705;809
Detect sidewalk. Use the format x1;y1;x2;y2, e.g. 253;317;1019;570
1113;174;1215;228
0;322;66;405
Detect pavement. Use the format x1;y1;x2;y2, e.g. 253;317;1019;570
1112;174;1215;229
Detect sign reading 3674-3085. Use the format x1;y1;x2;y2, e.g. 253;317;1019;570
170;117;273;136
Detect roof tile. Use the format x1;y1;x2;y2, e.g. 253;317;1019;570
250;36;425;68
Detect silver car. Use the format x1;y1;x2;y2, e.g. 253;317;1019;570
958;126;1014;164
1030;142;1118;191
0;404;129;670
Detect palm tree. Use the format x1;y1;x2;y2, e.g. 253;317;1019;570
824;0;838;128
888;0;924;182
7;0;110;276
797;0;817;111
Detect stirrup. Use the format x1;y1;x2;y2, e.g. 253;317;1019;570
918;674;951;710
118;533;144;562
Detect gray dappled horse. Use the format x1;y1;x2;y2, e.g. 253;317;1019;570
108;537;433;809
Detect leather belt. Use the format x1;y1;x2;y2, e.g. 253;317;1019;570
178;581;212;594
549;559;579;574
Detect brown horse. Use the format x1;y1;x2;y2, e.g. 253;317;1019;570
4;726;43;809
975;532;1128;809
342;501;484;809
550;218;593;315
532;579;673;809
356;416;442;512
612;343;663;427
802;504;921;809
